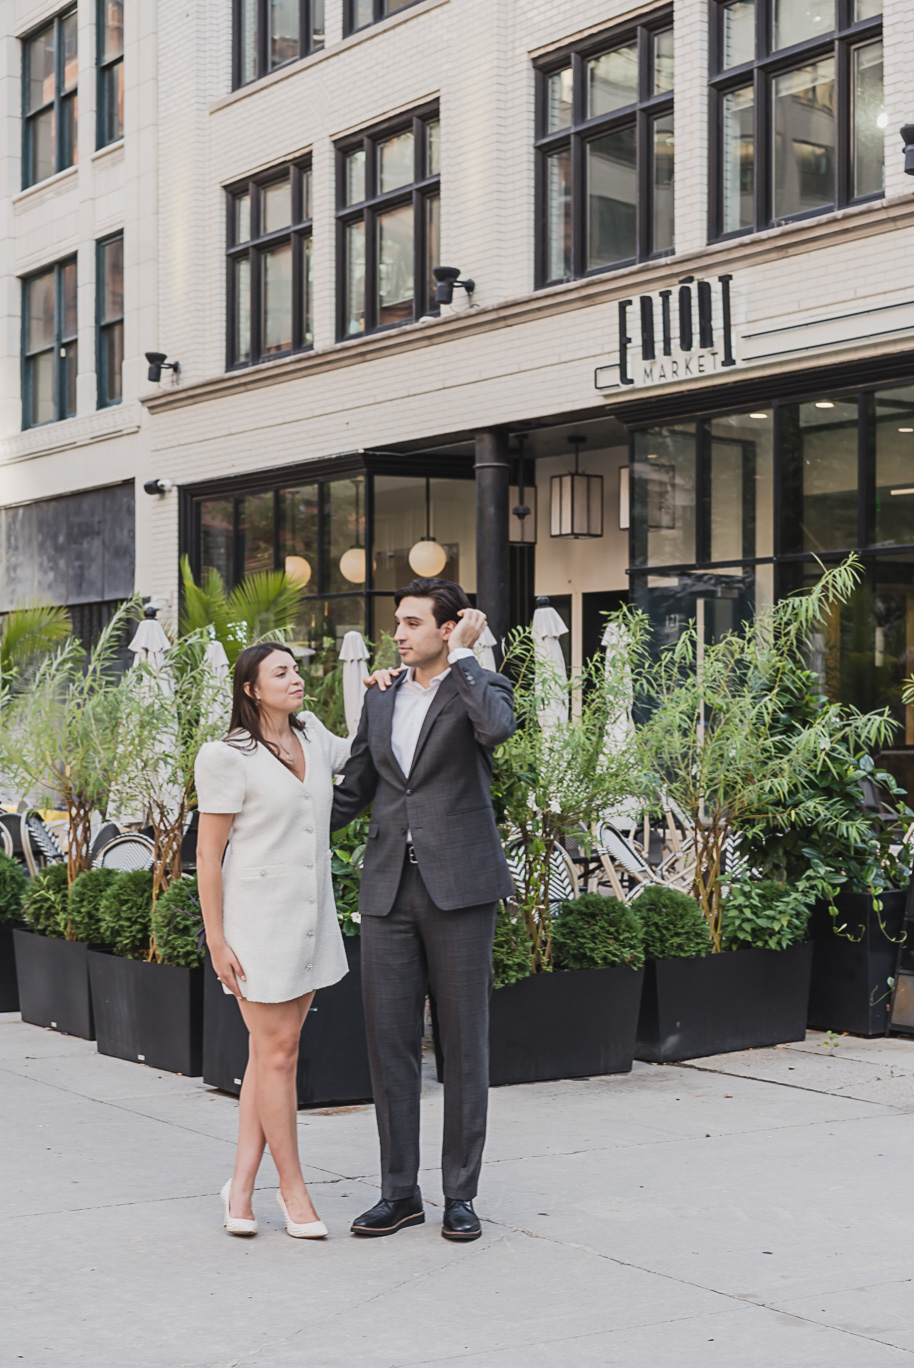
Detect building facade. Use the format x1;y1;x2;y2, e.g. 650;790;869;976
2;0;913;781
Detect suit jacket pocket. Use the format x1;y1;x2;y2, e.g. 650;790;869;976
368;822;380;838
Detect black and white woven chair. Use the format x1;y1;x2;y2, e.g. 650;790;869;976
0;821;13;860
21;811;66;877
94;833;156;872
504;839;579;912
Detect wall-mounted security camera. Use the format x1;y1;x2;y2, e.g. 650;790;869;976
432;265;475;305
143;478;174;496
145;351;180;382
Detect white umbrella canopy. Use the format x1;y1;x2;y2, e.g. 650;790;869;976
601;620;636;751
127;615;171;669
112;613;180;825
339;630;370;737
531;601;569;733
202;639;232;733
475;625;498;673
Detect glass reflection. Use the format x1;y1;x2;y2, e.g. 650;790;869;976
379;131;414;192
346;221;365;334
587;128;637;268
235;257;251;363
874;386;914;547
632;425;697;567
279;485;319;584
372;476;475;593
201;500;234;585
327;479;367;594
652;116;675;252
722;87;754;232
854;0;881;16
346;150;366;205
378;204;414;326
546;148;572;280
262;178;291;232
707;412;773;561
853;40;884;199
781;398;859;554
588;44;638;117
773;0;834;49
262;243;292;353
723;0;754;67
631;564;771;656
548;69;573;130
239;492;275;576
270;0;299;67
653;29;674;93
773;59;835;219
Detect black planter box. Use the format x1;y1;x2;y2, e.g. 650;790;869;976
635;942;814;1063
202;937;372;1106
0;923;22;1012
13;929;95;1039
808;889;906;1037
88;951;204;1075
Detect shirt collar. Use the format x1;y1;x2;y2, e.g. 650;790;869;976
405;665;451;692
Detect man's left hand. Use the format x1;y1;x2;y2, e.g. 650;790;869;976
448;607;488;651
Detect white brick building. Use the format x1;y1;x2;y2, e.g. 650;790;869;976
2;0;913;780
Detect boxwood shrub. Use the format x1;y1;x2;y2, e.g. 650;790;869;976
22;864;70;938
98;870;154;960
635;885;711;961
151;875;205;969
492;903;534;989
0;852;27;927
67;867;119;945
551;893;644;972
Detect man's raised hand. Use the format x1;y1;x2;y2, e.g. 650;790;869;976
448;608;487;652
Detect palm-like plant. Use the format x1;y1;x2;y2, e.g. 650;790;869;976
179;556;304;664
0;599;72;685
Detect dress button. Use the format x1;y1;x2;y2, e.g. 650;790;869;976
306;963;313;971
305;861;312;869
307;930;314;937
305;827;313;833
309;895;315;903
259;870;267;878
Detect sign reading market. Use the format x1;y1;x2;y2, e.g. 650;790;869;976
594;274;740;392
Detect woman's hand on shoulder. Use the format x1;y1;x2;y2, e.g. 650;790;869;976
364;666;404;692
209;941;246;999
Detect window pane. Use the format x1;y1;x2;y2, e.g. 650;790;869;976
103;323;123;403
652;115;674;252
61;12;78;91
235;192;251;243
63;341;77;418
302;235;313;345
632;425;697;567
353;0;373;30
773;0;834;50
29;351;55;427
723;1;754;67
426;120;440;176
780;398;859;554
27;272;55;352
653;29;674;94
61;92;78;169
379;131;415;193
101;239;123;323
262;242;293;353
377;203;414;326
425;194;439;306
587;128;637;269
588;44;639;118
853;40;884;199
279;485;319;589
27;25;56;111
372;475;474;593
312;0;325;46
262;177;291;232
302;168;312;219
708;412;774;561
855;0;881;17
234;257;251;363
345;221;365;335
547;69;573;130
61;260;78;338
270;0;299;67
874;386;914;547
102;2;124;60
346;149;366;205
328;478;367;594
773;58;835;220
545;148;572;281
30;108;55;184
241;0;257;83
201;499;235;584
102;62;124;143
387;0;417;12
722;87;754;232
239;492;275;577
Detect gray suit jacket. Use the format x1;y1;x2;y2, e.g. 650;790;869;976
330;654;516;915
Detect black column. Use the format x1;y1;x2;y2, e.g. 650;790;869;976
474;430;510;654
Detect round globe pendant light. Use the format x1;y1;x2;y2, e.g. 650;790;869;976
339;479;369;584
409;478;447;577
284;554;312;587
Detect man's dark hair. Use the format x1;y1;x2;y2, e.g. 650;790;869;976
394;578;471;628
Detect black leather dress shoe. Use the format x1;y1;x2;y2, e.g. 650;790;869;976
351;1193;425;1237
442;1199;482;1241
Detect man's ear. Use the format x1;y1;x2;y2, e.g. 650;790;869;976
441;619;457;641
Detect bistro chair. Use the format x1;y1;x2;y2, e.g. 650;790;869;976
94;833;155;872
0;822;13;860
504;839;580;912
20;811;66;877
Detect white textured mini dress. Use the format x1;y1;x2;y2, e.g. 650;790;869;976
194;714;351;1004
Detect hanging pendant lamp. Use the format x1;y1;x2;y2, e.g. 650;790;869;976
409;478;447;577
550;435;603;539
339;479;369;584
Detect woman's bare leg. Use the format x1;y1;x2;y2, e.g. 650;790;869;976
238;993;319;1224
228;1032;267;1220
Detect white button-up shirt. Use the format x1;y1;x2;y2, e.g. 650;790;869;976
392;648;474;839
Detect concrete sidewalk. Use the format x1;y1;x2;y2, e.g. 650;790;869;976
4;1014;914;1368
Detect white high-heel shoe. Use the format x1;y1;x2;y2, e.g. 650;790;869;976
220;1180;258;1236
276;1189;328;1239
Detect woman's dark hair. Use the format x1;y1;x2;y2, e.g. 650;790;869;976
393;578;471;627
226;642;306;769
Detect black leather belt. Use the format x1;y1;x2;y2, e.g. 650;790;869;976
406;843;418;865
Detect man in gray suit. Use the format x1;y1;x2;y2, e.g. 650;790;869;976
330;577;516;1242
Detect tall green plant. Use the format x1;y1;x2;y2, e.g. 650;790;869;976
635;558;900;951
0;598;72;687
179;556;303;665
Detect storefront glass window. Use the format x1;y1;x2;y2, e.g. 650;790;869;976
632;424;696;567
327;478;367;594
781;398;859;554
874;385;914;547
722;87;754;233
707;411;774;561
239;491;275;576
201;499;234;584
631;563;773;656
371;476;475;594
278;485;320;587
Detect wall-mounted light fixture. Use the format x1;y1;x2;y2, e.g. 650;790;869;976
550;436;603;539
408;477;447;577
145;351;180;382
901;125;914;175
432;265;475;305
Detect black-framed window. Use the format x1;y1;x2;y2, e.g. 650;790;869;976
535;11;674;288
233;0;324;88
344;0;423;38
226;161;313;369
97;0;124;148
336;107;440;339
97;233;124;408
22;257;78;430
710;0;883;239
22;8;78;189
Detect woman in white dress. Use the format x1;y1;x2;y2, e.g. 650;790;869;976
195;642;351;1239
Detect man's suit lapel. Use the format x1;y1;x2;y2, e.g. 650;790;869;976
409;672;458;777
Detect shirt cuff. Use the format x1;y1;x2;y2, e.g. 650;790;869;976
447;647;476;663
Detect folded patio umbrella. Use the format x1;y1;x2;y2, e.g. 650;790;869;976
531;601;569;734
339;630;370;737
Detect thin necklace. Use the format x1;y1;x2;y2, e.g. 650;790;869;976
264;729;295;760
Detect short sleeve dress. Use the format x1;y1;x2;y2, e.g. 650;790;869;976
194;713;352;1004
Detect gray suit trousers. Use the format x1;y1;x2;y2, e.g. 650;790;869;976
360;856;497;1202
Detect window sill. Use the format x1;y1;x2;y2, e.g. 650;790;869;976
91;139;124;163
0;404;142;467
210;0;449;113
13;164;78;208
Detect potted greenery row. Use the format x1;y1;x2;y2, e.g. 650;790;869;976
0;852;27;1013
